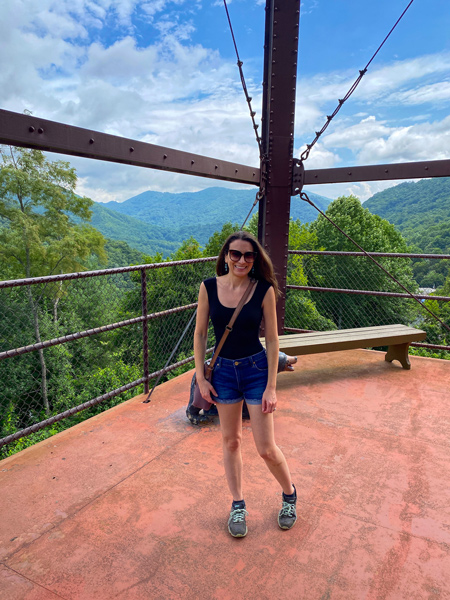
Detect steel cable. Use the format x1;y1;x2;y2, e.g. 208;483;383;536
300;0;415;161
223;0;267;229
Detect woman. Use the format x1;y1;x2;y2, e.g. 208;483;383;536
194;231;297;538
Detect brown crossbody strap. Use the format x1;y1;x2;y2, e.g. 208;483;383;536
205;279;257;378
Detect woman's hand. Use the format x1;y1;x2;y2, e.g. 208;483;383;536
262;386;277;414
198;378;218;405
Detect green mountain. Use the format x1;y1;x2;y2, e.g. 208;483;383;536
363;177;450;287
94;187;332;256
363;177;450;251
89;202;180;256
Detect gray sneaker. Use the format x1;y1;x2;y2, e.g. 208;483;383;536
228;508;248;537
278;500;297;530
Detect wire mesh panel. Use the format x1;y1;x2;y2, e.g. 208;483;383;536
0;259;216;454
284;251;450;358
1;251;448;453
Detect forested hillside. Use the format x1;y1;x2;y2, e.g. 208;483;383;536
96;187;332;255
90;202;180;256
364;177;450;287
363;177;450;233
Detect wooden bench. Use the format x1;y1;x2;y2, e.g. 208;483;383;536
263;324;427;370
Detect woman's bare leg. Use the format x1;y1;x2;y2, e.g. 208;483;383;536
216;401;245;501
246;404;294;495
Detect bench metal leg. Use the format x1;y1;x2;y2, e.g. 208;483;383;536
385;343;411;370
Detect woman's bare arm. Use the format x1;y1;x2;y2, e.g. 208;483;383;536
193;282;217;402
261;286;279;413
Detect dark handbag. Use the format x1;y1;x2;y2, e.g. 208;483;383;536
192;362;215;410
192;279;257;410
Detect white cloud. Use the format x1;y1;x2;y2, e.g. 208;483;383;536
357;116;450;164
324;116;392;151
297;52;450;116
316;113;450;166
387;81;450;106
305;180;409;203
357;54;450;102
295;142;340;169
1;0;449;205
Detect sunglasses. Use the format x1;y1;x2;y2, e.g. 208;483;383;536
228;249;258;263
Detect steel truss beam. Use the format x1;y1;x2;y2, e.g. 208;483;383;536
302;159;450;186
258;0;301;333
0;109;260;186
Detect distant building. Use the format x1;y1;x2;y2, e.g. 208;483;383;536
419;288;436;296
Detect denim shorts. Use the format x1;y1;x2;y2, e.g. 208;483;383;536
211;349;268;405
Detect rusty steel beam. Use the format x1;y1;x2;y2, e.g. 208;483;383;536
259;0;300;334
0;109;260;186
302;159;450;185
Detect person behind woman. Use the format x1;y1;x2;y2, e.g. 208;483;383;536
194;231;297;538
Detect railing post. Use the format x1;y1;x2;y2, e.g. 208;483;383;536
141;269;149;394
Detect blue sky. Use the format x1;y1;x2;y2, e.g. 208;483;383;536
1;0;449;203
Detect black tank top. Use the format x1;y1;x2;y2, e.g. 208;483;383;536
204;277;272;360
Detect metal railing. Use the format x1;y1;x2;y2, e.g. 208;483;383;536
1;250;449;452
284;250;450;353
0;257;216;450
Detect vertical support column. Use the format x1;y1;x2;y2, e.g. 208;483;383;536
141;269;149;394
259;0;300;333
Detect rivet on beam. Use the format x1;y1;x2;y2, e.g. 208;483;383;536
38;128;44;134
29;126;35;133
89;138;94;144
191;160;195;165
130;147;134;152
163;154;167;159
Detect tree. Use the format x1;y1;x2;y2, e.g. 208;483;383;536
242;214;334;331
308;195;419;329
203;222;241;256
0;146;106;415
285;218;336;331
419;273;450;349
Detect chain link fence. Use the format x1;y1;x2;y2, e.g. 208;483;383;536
0;258;216;455
285;250;450;354
1;250;449;455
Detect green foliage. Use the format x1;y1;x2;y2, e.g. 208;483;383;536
88;202;180;257
285;218;335;331
104;239;146;268
203;222;241;256
308;195;418;329
0;360;143;460
416;273;450;348
364;177;450;232
87;187;332;256
0;146;106;278
0;146;108;425
364;177;450;287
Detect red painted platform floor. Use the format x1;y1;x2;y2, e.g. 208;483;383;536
1;349;450;600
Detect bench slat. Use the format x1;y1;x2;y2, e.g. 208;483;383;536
261;324;426;368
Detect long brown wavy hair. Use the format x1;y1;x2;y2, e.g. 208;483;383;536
216;231;280;298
